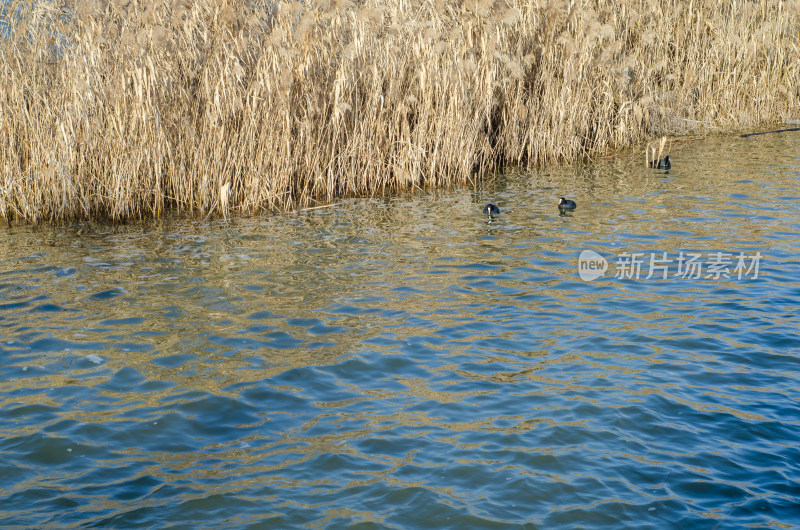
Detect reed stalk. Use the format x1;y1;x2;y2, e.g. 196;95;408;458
1;0;798;223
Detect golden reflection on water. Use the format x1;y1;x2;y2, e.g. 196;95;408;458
0;133;799;526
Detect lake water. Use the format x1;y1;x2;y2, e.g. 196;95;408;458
1;134;799;528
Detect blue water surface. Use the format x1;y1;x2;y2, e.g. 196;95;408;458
1;134;799;528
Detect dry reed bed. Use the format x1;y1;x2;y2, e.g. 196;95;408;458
1;0;798;223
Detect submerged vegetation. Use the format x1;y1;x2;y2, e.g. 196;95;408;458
1;0;798;223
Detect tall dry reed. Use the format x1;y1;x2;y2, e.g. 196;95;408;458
1;0;798;223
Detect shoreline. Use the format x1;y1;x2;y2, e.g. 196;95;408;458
4;127;794;230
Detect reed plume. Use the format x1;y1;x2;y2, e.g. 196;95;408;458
1;0;798;223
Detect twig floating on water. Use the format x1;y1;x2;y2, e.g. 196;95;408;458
740;127;800;138
293;203;337;213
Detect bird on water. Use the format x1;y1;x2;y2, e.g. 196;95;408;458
483;204;500;215
558;197;577;211
649;155;671;169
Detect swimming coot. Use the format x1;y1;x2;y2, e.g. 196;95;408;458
558;197;577;211
483;204;500;215
649;155;671;169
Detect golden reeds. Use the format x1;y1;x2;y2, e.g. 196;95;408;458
1;0;798;223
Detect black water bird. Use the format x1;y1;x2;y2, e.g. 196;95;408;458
558;197;577;211
650;155;671;169
483;204;500;215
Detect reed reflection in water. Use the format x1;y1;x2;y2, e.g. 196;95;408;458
0;134;799;527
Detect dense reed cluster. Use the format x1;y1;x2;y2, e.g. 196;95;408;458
1;0;798;222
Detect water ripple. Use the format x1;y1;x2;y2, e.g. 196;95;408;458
0;136;799;527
